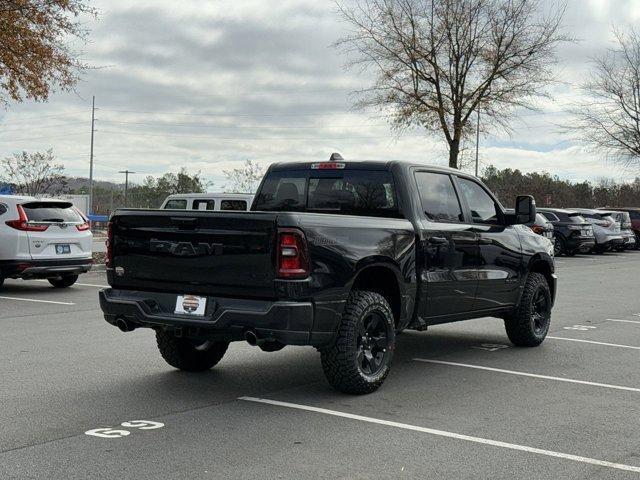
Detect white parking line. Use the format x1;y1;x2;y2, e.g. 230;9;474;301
414;359;640;393
239;396;640;474
607;318;640;325
547;336;640;350
0;296;75;306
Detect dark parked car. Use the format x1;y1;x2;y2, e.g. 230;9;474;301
99;157;557;394
538;208;595;256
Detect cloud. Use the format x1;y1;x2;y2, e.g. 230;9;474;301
0;0;637;187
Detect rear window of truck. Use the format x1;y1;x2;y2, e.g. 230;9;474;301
21;202;83;223
253;169;401;218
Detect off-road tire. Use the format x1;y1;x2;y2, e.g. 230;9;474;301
156;330;229;372
320;291;395;395
504;272;552;347
48;275;79;288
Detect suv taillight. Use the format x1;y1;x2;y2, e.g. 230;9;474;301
105;220;113;268
5;205;49;231
276;228;309;279
73;207;91;231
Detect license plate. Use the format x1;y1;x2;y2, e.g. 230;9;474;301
175;295;207;316
55;244;71;254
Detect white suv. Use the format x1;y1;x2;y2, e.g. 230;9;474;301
0;195;93;289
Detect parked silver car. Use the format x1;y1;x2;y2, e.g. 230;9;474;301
598;210;636;250
570;208;623;253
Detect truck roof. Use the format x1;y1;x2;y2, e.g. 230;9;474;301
269;160;464;175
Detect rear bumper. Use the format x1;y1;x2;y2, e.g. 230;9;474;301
0;258;92;279
565;236;595;252
99;288;337;347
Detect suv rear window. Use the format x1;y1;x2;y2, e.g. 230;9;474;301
164;199;188;210
254;169;401;218
21;202;83;223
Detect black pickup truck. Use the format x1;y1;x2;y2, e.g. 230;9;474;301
100;156;556;394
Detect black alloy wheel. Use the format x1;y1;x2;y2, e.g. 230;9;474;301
356;312;391;377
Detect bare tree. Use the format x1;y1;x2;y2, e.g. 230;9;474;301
337;0;568;169
570;28;640;170
0;149;66;196
0;0;96;105
223;160;265;193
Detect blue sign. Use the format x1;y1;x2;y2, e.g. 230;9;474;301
0;184;14;195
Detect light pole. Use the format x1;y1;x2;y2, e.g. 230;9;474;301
88;96;96;214
118;170;136;207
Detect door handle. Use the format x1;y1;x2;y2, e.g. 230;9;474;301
428;236;449;245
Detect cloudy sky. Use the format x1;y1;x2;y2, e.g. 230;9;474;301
1;0;640;188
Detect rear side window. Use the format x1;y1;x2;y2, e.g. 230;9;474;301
220;200;248;211
21;202;83;222
456;177;500;225
193;199;215;211
414;172;463;222
164;199;188;210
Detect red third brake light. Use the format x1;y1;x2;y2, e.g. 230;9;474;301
5;205;49;231
277;228;309;279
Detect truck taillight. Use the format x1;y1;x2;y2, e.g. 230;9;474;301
277;228;309;279
5;205;49;231
105;220;113;268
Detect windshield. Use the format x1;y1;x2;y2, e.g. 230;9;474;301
569;214;587;223
21;202;83;223
253;168;402;218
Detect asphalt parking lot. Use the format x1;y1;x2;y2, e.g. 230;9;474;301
1;252;640;479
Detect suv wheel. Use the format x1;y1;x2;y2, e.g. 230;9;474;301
553;237;565;256
48;275;79;288
156;330;229;372
0;275;4;290
504;272;552;347
320;291;395;395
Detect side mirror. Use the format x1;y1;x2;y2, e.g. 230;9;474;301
515;195;536;224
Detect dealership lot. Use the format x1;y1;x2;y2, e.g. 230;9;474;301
1;252;640;479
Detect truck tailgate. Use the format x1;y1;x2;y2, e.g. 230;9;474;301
109;210;278;298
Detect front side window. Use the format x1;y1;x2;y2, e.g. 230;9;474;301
220;200;248;211
457;177;500;225
193;199;215;211
164;199;188;210
414;172;463;223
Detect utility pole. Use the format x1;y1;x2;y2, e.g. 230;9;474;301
475;104;480;177
88;96;96;215
118;170;136;207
